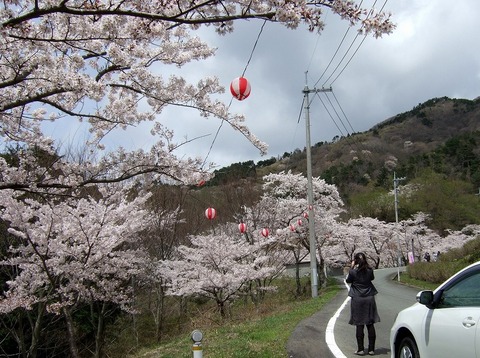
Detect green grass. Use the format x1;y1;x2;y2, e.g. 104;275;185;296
131;286;340;358
398;273;440;291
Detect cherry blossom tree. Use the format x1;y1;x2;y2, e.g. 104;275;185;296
324;217;395;269
0;185;151;358
322;212;480;272
160;226;276;317
422;224;480;260
238;171;344;293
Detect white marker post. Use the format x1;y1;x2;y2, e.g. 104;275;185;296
191;330;203;358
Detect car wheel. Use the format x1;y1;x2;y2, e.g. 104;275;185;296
397;336;420;358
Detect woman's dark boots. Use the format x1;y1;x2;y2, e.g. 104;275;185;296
355;327;365;355
367;324;376;355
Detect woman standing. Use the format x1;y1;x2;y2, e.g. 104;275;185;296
346;252;380;356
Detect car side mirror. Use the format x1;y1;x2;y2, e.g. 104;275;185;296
417;290;434;307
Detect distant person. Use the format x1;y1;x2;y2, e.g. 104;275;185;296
346;252;381;356
432;251;437;261
424;252;431;262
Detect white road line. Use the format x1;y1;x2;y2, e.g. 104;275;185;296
325;279;350;358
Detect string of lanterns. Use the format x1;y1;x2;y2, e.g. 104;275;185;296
204;206;312;238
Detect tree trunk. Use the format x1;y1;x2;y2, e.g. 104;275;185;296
28;302;46;358
62;307;80;358
93;302;107;358
317;249;327;289
157;287;165;342
218;301;226;318
295;263;302;297
9;311;27;358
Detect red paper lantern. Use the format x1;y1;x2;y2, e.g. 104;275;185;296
205;207;216;220
230;77;251;101
303;212;309;219
290;224;296;232
238;222;247;234
297;219;303;226
261;228;269;238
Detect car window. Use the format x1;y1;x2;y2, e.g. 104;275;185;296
439;270;480;308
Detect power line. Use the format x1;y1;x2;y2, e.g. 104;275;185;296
241;20;267;77
311;0;365;87
323;91;350;135
315;91;346;139
324;33;367;87
331;90;355;133
201;20;267;169
314;90;368;155
314;27;351;88
302;0;392;155
326;0;394;86
313;0;391;88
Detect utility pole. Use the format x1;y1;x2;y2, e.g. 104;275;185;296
393;172;405;281
302;73;332;298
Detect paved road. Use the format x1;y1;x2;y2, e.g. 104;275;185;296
287;267;421;358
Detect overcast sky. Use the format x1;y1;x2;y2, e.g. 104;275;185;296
49;0;480;170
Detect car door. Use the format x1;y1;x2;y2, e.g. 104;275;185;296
422;269;480;358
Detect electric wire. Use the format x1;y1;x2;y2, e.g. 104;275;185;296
297;96;306;124
201;20;267;169
323;33;367;87
312;0;364;87
321;0;391;149
315;92;346;139
323;91;350;135
306;6;330;73
205;0;391;170
331;90;356;133
303;0;392;158
313;27;351;88
323;0;394;87
302;0;370;143
317;92;362;153
241;20;267;77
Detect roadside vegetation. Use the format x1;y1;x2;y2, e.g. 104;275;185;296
115;277;341;358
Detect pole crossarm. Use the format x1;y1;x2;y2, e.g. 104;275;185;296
302;86;332;106
302;86;333;94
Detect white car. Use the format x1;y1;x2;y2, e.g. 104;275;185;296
390;261;480;358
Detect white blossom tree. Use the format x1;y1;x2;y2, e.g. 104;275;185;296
238;171;344;293
0;185;151;357
160;228;276;317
